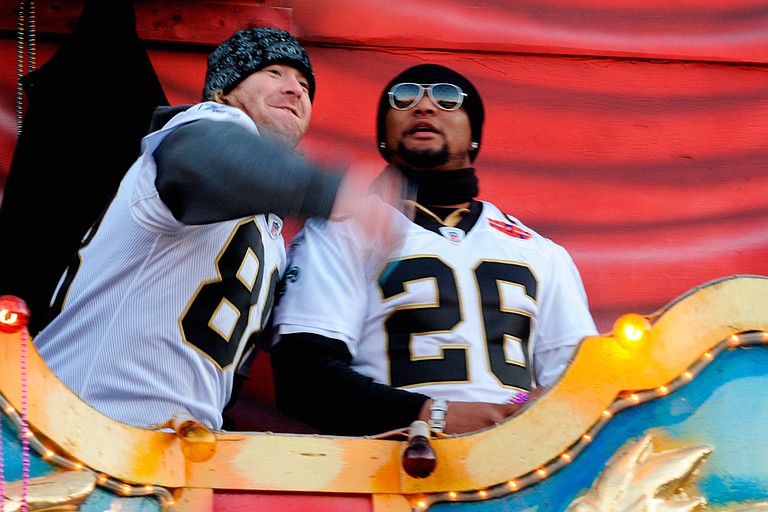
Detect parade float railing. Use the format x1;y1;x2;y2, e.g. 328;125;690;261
1;274;768;511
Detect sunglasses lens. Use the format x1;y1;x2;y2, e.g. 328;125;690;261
391;83;422;110
430;84;463;110
389;83;465;111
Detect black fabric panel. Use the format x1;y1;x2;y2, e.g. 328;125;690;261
0;0;169;334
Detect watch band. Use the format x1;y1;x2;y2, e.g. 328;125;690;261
428;398;448;433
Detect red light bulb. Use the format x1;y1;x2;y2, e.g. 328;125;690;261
0;295;30;333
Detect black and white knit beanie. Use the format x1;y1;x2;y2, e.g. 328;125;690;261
202;27;315;102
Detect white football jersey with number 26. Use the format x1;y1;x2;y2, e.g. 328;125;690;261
273;201;597;404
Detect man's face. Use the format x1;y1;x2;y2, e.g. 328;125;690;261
385;89;473;170
224;64;312;148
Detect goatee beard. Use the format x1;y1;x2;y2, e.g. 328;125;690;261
396;142;449;169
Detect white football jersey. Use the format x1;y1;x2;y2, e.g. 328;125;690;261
273;201;597;404
34;103;286;429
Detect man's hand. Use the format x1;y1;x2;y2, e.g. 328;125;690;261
330;165;413;263
420;387;547;435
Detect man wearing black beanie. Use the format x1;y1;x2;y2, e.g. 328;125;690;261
271;64;597;436
32;27;405;431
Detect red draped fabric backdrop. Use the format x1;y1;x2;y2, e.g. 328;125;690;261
1;0;767;430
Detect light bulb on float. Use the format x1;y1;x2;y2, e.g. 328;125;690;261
0;295;30;333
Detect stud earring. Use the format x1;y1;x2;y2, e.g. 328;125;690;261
470;142;479;149
379;142;387;149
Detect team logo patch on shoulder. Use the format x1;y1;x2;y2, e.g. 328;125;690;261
438;226;465;243
268;213;283;239
488;219;532;239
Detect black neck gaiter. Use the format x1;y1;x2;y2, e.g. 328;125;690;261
392;165;479;205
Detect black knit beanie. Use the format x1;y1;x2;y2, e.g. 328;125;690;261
203;27;315;102
376;64;484;162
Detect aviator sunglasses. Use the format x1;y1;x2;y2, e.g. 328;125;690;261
388;83;467;111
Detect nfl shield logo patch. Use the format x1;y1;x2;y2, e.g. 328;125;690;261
438;226;465;243
267;213;283;239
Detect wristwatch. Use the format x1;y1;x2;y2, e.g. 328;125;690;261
428;398;448;433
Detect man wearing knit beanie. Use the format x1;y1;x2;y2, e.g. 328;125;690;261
375;63;484;164
33;26;405;431
271;64;598;436
203;27;316;104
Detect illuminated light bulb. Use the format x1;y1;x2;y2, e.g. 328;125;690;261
602;410;611;417
582;434;592;441
122;484;132;494
704;352;713;359
478;490;487;498
5;406;15;413
416;500;427;509
683;371;693;380
43;450;54;459
612;313;651;350
537;469;547;478
561;453;572;461
144;485;154;492
630;394;639;402
508;481;517;489
659;385;668;395
0;295;30;333
448;491;457;499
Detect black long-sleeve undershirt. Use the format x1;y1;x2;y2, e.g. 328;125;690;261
153;117;343;225
270;333;429;436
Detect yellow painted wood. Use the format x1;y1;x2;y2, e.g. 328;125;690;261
1;275;766;499
372;493;413;512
